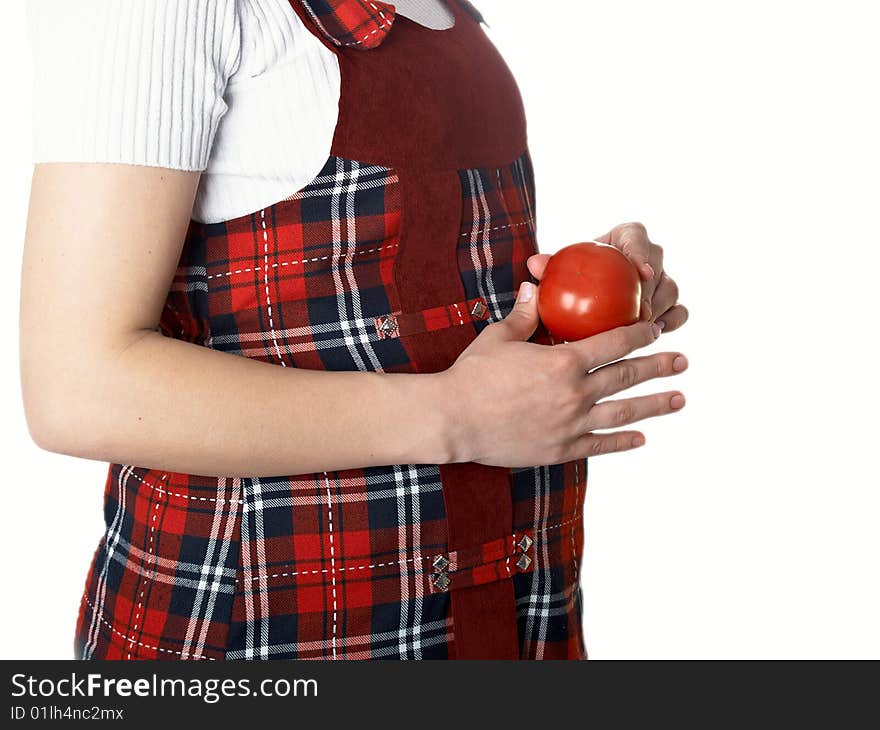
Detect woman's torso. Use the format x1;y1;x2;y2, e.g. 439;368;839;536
74;0;588;661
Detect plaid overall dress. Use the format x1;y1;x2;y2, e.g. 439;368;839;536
75;0;588;660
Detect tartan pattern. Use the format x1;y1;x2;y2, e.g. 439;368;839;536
76;465;243;660
459;151;588;659
458;152;544;338
75;150;587;660
227;466;451;659
298;0;396;49
184;156;408;374
511;463;586;659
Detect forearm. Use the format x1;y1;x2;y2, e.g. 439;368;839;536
26;330;458;477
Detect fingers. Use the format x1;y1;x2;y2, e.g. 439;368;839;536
560;388;687;461
650;271;679;324
582;390;686;432
526;253;551;281
589;351;689;400
594;222;654;281
563;430;647;461
655;303;689;334
484;280;540;343
641;243;664;317
567;319;661;371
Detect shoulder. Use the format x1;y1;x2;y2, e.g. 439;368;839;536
27;0;245;171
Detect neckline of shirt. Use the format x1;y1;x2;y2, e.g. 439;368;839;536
385;0;456;31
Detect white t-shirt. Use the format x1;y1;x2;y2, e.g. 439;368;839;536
26;0;457;224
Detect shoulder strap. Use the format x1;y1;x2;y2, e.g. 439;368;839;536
295;0;396;50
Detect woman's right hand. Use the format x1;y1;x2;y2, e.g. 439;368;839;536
440;280;689;467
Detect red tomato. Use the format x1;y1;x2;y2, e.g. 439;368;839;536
536;242;641;341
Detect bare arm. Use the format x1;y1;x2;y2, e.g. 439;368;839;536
19;163;457;477
20;164;688;478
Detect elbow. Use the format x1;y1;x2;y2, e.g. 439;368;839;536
22;380;77;455
20;363;105;459
23;406;62;455
20;328;152;461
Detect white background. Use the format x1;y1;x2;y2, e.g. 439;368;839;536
1;0;877;659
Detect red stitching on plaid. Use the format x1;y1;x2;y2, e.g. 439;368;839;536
300;0;394;48
322;471;338;659
123;468;245;505
201;243;399;281
238;515;583;585
460;218;535;237
237;554;434;584
365;1;391;33
261;209;286;367
539;514;581;534
126;464;582;581
82;596;216;661
128;477;165;659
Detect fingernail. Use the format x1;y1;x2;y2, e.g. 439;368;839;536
518;281;534;302
643;263;655;278
631;434;645;447
670;393;686;409
656;320;667;331
651;322;662;339
672;355;688;372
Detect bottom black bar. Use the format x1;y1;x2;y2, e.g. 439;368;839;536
2;660;877;726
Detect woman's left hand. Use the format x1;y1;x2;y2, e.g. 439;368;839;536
526;221;689;334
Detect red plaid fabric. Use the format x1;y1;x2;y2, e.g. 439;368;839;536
74;1;587;661
75;150;587;660
76;466;243;659
459;153;586;659
299;0;396;49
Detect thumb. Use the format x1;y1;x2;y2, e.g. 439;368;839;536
497;281;540;342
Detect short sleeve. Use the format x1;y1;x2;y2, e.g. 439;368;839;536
27;0;242;171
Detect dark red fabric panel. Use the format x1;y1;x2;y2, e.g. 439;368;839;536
287;0;526;659
395;170;464;317
290;0;527;171
449;582;519;660
440;463;518;659
397;169;519;660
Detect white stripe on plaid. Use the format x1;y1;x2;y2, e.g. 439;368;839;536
515;583;580;618
521;465;553;660
323;470;339;659
82;465;133;658
224;618;453;660
227;462;448;659
465;168;504;322
82;469;243;660
515;155;537;240
203;158;400;368
208;318;395;357
285;165;399;200
330;158;388;372
231;467;444;509
396;463;430;660
241;477;271;660
99;537;238;590
181;476;242;660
